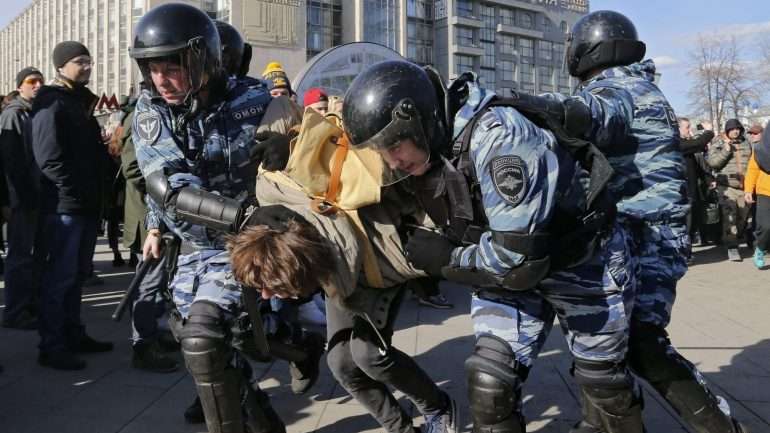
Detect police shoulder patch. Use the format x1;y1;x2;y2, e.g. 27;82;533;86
135;110;161;144
490;155;528;207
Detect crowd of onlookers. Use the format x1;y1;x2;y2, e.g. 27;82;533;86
678;116;770;267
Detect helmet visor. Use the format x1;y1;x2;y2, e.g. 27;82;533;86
357;99;432;185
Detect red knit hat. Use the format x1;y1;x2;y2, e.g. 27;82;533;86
303;87;328;107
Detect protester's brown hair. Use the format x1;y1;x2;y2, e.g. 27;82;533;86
228;219;335;298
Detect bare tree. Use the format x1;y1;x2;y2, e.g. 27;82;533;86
687;35;758;128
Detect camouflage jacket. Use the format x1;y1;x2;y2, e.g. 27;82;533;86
445;79;574;278
132;77;273;249
707;136;752;186
572;60;688;225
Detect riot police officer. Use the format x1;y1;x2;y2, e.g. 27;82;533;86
342;60;643;432
129;4;290;432
215;20;252;79
561;10;748;433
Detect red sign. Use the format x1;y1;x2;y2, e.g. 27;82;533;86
97;93;120;111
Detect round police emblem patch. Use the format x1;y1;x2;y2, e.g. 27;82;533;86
490;155;528;207
135;111;161;144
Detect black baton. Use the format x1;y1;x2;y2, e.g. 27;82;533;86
112;258;155;321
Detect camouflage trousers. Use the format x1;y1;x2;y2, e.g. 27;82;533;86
718;185;750;249
631;222;689;329
171;248;242;319
471;221;636;368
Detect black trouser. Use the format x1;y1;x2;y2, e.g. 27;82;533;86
325;288;446;433
755;195;770;252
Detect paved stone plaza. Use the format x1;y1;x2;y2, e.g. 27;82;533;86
0;240;768;433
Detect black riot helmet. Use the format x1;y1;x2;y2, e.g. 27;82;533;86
343;60;449;159
565;10;646;80
130;3;222;102
215;20;248;78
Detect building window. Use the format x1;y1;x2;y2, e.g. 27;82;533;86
561;20;569;34
307;0;343;59
407;0;432;19
479;68;495;90
538;40;552;61
538;66;554;92
518;11;533;29
558;72;571;93
456;0;473;17
499;8;514;26
364;0;400;50
479;4;495;41
455;26;474;47
407;15;433;65
455;55;474;75
480;40;495;68
541;15;552;32
554;43;564;63
519;38;534;59
498;34;514;55
499;60;515;81
519;63;533;84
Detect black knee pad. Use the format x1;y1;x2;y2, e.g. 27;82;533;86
464;334;527;433
572;359;643;433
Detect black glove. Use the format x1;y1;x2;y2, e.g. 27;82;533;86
405;229;458;277
245;205;308;231
251;131;291;171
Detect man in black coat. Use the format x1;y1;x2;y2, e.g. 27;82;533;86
0;67;45;330
678;117;716;244
30;41;113;370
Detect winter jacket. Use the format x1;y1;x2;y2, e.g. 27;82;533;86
29;79;107;215
0;94;37;209
745;155;770;198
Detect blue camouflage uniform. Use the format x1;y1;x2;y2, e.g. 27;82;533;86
133;77;272;320
571;59;689;329
448;79;635;409
570;61;743;433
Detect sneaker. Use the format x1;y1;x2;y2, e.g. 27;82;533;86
423;394;458;433
73;334;114;353
753;248;765;269
2;310;39;330
38;351;86;370
132;342;179;373
289;332;325;394
418;293;454;310
183;396;205;424
727;248;742;262
112;255;126;267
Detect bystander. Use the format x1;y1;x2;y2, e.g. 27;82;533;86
30;41;113;370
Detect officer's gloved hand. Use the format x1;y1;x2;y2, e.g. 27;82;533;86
251;131;292;171
405;229;458;277
246;205;308;231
